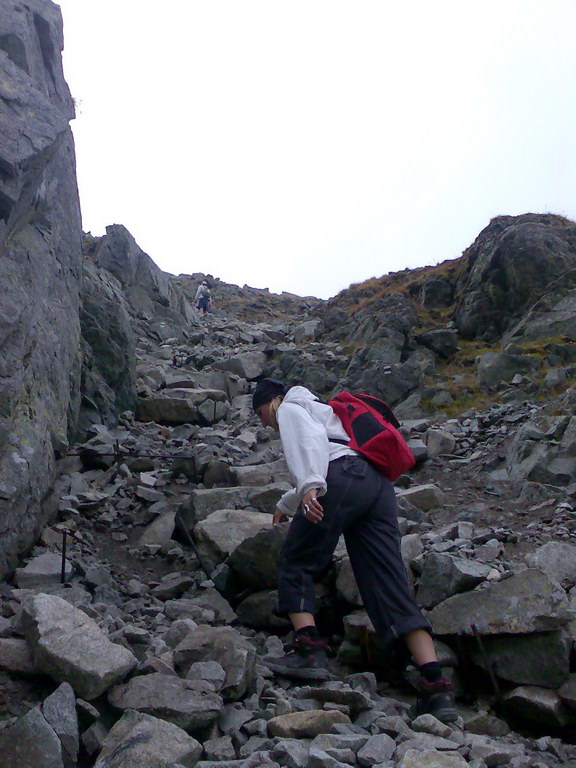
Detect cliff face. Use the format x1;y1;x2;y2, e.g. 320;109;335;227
0;0;82;576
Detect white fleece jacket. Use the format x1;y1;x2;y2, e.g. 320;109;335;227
276;386;358;516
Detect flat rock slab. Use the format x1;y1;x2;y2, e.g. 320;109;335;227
297;684;372;715
93;710;202;768
427;569;573;635
267;709;351;738
22;593;137;699
398;749;468;768
15;552;73;588
396;484;445;511
108;673;223;731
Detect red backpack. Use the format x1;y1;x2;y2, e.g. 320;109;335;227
327;391;415;482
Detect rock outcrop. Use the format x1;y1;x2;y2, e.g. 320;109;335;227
0;0;82;578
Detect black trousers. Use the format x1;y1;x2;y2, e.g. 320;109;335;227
277;455;431;642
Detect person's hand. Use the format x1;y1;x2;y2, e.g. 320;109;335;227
301;489;324;524
273;507;289;525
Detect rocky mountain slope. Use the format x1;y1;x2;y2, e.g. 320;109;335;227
2;1;576;767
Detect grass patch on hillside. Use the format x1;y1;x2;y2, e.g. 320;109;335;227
334;255;466;317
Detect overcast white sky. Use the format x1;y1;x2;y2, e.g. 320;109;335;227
56;0;576;300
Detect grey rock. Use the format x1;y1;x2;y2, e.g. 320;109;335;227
162;619;199;649
526;542;576;589
151;572;196;601
502;685;573;727
138;508;177;547
232;458;291;487
454;214;576;340
179;487;251;528
356;733;396;765
236;590;291;629
203;735;236;761
427;569;573;635
420;278;455;309
214;351;268;379
0;0;83;580
42;682;79;768
0;637;36;674
195;508;272;572
559;673;576;711
22;593;137;699
424;429;457;457
267;710;350;738
108;673;223;731
0;705;64;768
307;745;352;768
93;709;202;768
294;319;322;343
15;552;73;588
476;352;540;387
336;556;363;606
228;523;289;591
417;554;492;608
173;625;256;701
186;660;227;690
296;684;372;716
397;750;468;768
462;712;510;737
271;738;310;768
396;484;446;511
416;330;459;359
468;630;570;688
465;734;527;766
394;734;461;762
81;720;109;757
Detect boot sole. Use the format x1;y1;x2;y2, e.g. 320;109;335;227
263;659;333;681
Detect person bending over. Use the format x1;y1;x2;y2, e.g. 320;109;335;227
253;378;456;723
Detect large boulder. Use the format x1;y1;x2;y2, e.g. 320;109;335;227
417;554;492;609
93;710;202;768
108;673;223;731
475;352;540;387
228;523;289;591
22;593;137;699
455;214;576;340
468;631;570;688
173;625;256;701
214;351;268;379
194;508;272;573
0;705;65;768
525;542;576;590
136;388;229;425
427;570;573;636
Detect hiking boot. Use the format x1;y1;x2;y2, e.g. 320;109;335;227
261;633;332;682
409;677;457;723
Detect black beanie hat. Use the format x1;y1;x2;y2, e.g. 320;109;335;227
252;378;286;412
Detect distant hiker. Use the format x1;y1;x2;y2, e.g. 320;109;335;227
253;379;457;724
195;280;212;314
